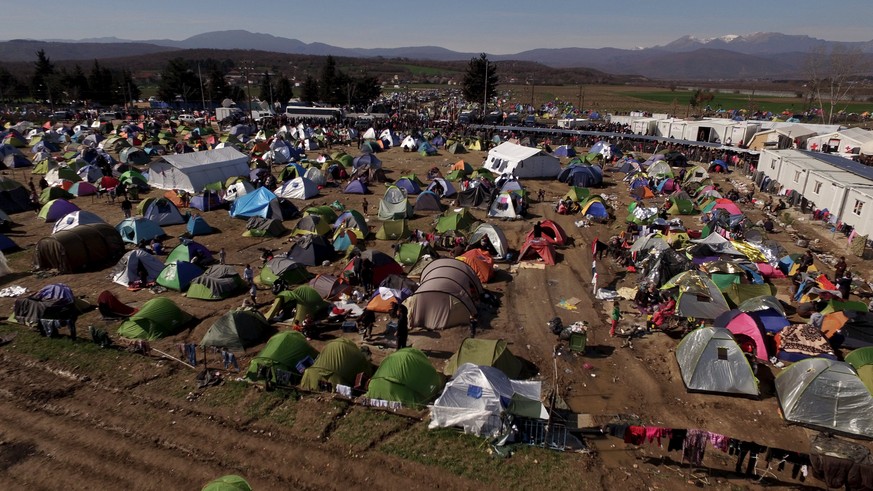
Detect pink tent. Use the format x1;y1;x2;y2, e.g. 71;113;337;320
714;310;769;361
713;201;742;215
755;263;785;279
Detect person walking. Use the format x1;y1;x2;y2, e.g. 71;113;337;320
362;197;369;216
218;247;227;265
395;303;409;350
121;196;132;218
610;300;622;337
243;264;254;286
834;256;847;281
469;314;478;339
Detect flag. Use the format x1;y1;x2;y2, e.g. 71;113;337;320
591;237;598;256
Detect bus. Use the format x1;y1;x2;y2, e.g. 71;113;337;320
284;105;343;121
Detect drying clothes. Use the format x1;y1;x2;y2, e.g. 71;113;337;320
765;447;811;479
812;454;873;490
683;429;709;465
667;429;687;452
645;427;670;447
707;432;729;452
733;441;766;476
607;424;630;440
624;426;646;445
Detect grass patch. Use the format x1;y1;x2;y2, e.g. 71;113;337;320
331;407;409;452
380;423;589;488
265;397;298;427
199;380;250;408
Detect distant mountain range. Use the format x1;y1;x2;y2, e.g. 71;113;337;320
5;30;873;80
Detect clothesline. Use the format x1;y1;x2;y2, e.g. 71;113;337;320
608;424;810;482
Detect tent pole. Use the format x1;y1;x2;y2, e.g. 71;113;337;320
150;347;196;369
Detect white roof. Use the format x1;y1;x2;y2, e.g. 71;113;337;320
150;147;249;193
488;142;546;162
160;147;247;170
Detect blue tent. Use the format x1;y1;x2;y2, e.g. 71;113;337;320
589;141;623;159
32;140;60;153
190;192;222;211
353;153;381;170
630;177;648;189
553;145;576;158
333;230;355;252
116;217;165;244
2;154;31;168
229;187;280;219
431;135;445;148
581;199;609;220
343;179;368;194
568;166;603;187
186;215;213;236
0;233;18;251
749;308;791;334
557;164;582;183
394;177;421;195
418;142;438;156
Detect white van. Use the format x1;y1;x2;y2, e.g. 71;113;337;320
178;114;196;123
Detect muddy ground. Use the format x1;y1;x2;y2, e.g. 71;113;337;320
0;132;866;490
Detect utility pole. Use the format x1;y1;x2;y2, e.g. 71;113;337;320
198;63;206;113
483;62;488;116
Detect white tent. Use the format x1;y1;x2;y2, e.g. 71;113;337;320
51;210;106;234
487;191;522;220
362;127;377;140
148;147;249;193
468;223;510;258
429;363;545;437
303;166;326;186
275;177;319;200
676;327;758;396
112;249;166;286
401;136;417;151
224;180;254;202
379;129;400;147
483;142;561;179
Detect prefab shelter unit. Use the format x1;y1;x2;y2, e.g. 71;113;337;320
775;358;873;438
484;142;561;179
34;223;125;274
148;147;249;193
675;327;758;396
365;348;443;407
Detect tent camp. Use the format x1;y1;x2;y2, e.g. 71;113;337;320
38;199;79;222
148;147;249;193
775;358;873;438
343;179;368;194
420;258;484;296
244;217;286;237
116;217;165;245
34;223;125;274
365;348;443;406
200;309;270;352
484;142;561;178
117;297;193;340
0;176;31;214
457;185;493;210
275;177;319;200
846;347;873;394
186;215;213;236
246;331;318;386
457;249;494;283
435;208;477;234
517;236;556;265
299;338;373;392
443;338;524;378
675;327;758;396
468;223;510;259
487;191;522;219
308;274;352;300
187;265;246;300
111;249;166;286
426;178;456;198
713;310;770;361
377;186;413;220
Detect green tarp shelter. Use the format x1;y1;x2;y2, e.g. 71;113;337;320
187;265;246;300
202;475;253;491
117;297;193;340
846;347;873;395
300;338;374;391
200;309;270;352
443;338;524;378
365;348;443;407
246;331;318;385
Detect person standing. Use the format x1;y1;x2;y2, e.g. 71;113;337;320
469;313;478;339
249;281;258;306
834;256;847;281
395;304;409;350
121;196;132;218
218;247;227;265
837;270;853;301
610;300;622;337
243;264;254;286
362;197;369;216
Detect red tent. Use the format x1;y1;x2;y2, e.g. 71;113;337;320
526;219;569;246
342;250;404;286
97;290;138;319
518;237;556;265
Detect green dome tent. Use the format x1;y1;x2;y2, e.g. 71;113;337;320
365;348;443;406
435;208;477;234
257;257;311;287
202;475;252;491
300;338;374;391
443;338;524;378
117;297;193;340
156;261;204;291
201;309;270;352
375;219;411;241
264;284;327;322
846;347;873;395
187;265;246;300
246;331;318;385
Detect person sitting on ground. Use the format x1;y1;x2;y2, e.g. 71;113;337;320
150;238;163;255
762;217;775;233
648;296;676;330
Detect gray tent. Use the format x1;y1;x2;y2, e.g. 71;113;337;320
420;258;483;297
187;264;246;300
675;327;758;396
405;277;477;330
377;185;412;220
468;223;510;259
200;309;270;352
775;358;873;438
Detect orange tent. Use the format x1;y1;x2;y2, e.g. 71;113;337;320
821;311;849;339
366;293;398;313
451;160;471;172
163;190;184;207
457;249;494;283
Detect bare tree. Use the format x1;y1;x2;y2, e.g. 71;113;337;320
805;45;869;124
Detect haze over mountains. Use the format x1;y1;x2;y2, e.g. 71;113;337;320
5;30;873;80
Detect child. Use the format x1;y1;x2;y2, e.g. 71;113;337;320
249;282;258;306
610;300;622;337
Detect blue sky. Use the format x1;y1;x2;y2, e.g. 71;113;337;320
6;0;873;54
